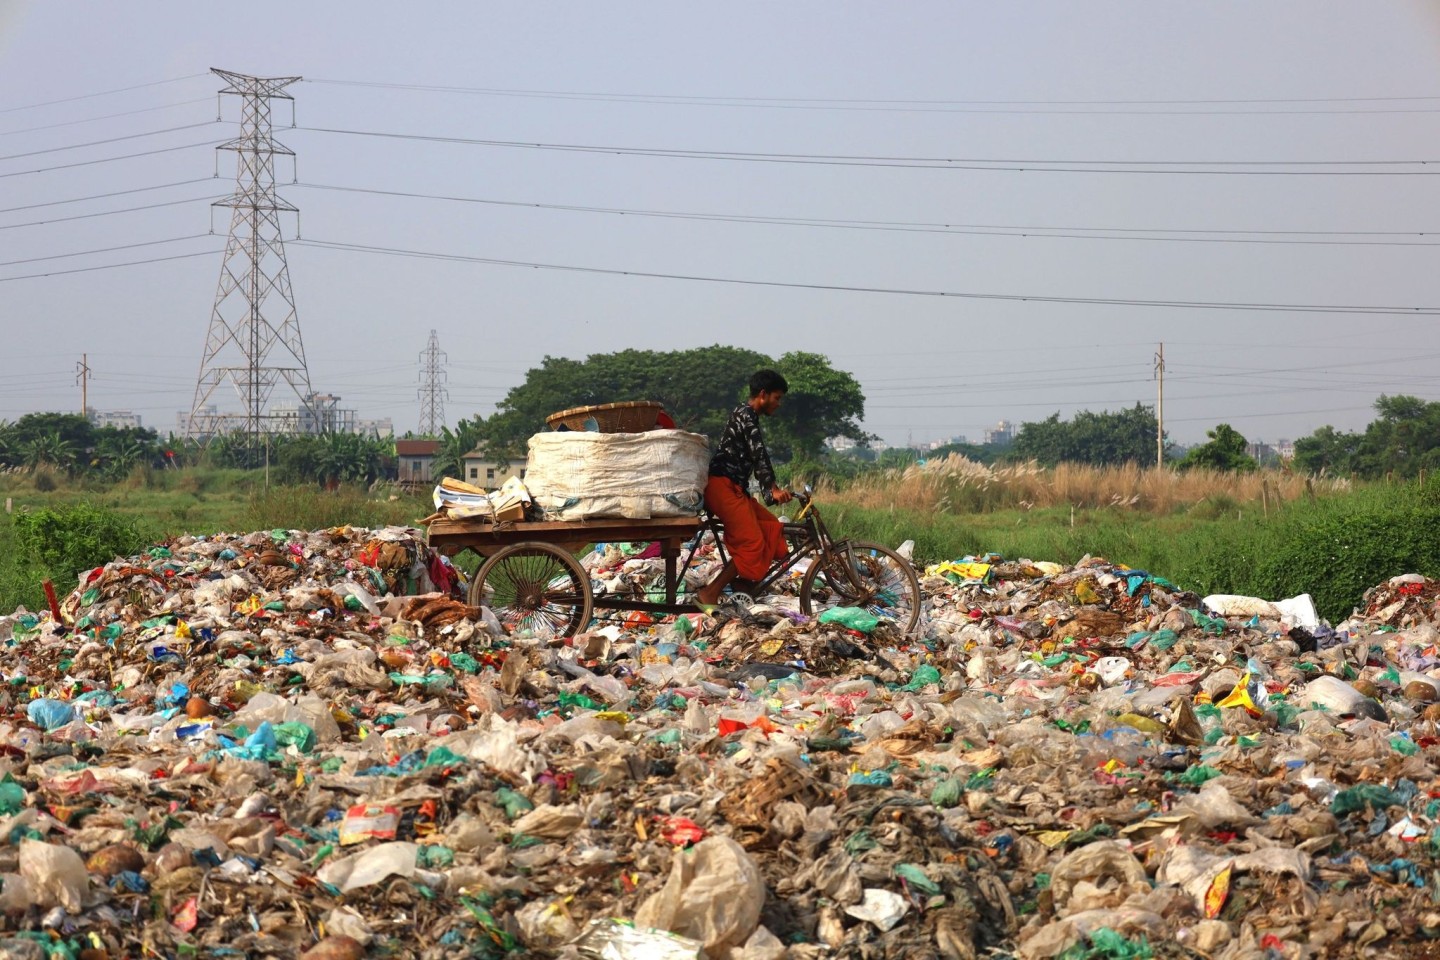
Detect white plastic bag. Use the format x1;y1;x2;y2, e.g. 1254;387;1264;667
19;839;87;912
315;842;417;892
634;836;764;953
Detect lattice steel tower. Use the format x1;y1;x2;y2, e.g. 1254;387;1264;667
186;68;312;445
417;329;449;435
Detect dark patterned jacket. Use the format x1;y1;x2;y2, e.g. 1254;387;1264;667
709;403;777;496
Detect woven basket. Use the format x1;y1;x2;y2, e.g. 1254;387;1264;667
546;401;666;433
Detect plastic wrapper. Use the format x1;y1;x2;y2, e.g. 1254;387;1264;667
571;919;703;959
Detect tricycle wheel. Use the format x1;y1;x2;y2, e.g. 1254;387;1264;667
470;542;593;639
799;539;921;633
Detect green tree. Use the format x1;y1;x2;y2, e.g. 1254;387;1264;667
22;431;76;473
1180;423;1257;472
8;412;93;453
433;416;488;480
766;351;868;462
1353;394;1440;478
90;425;164;479
1010;404;1163;467
473;346;866;461
0;421;15;469
1293;424;1360;476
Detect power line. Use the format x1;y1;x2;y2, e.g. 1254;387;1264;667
293;180;1440;247
0;178;218;214
0;121;217;162
1;73;209;114
297;125;1440;174
304;77;1440;116
0;140;222;179
0;195;223;231
0;248;220;283
0;98;214;137
0;234;213;269
290;236;1440;316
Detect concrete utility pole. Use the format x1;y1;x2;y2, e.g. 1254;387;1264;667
186;68;312;453
75;353;91;419
417;329;449;435
1154;342;1165;469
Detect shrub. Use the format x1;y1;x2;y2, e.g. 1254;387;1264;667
11;502;147;586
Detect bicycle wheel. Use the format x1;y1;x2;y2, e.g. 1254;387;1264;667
471;542;593;639
800;540;921;633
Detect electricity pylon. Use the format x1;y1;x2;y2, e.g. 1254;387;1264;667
186;68;312;449
417;329;449;436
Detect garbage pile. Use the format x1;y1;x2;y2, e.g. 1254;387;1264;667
3;528;1440;958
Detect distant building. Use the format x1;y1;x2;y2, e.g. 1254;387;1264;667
462;448;526;488
828;436;858;452
1245;439;1294;465
982;420;1016;446
356;418;394;439
184;394;390;437
270;393;358;435
90;409;143;430
395;439;440;484
928;435;968;451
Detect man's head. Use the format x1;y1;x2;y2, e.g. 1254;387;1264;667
748;369;788;415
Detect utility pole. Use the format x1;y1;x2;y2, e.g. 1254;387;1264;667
417;329;449;436
1154;342;1165;469
187;68;312;459
75;354;91;420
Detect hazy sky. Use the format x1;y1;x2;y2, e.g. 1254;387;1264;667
4;2;1440;447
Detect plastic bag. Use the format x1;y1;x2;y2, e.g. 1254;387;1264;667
818;607;880;633
26;698;75;731
1048;841;1147;914
512;804;585;840
571;919;703;960
19;838;87;912
634;836;764;952
316;842;418;892
845;888;910;932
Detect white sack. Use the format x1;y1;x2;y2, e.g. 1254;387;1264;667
525;430;709;521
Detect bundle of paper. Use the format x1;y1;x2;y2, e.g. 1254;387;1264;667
426;476;532;524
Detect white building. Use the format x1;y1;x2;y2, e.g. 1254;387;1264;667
461;448;526;488
90;409;143;430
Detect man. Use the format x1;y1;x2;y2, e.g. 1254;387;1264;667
695;370;792;608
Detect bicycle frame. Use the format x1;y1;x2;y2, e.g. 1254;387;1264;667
680;492;865;600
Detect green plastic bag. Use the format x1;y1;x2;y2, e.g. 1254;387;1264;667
272;722;316;754
1178;764;1221;787
894;863;942;897
819;607;880;634
1331;784;1402;817
904;664;942;691
0;775;25;816
495;787;534;820
930;777;963;808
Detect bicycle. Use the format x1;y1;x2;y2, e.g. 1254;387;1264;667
689;486;923;633
432;486;923;637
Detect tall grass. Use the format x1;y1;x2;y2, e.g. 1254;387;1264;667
825;455;1349;516
821;473;1440;621
245;485;430;532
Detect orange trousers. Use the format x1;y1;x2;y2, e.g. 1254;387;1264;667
705;475;786;581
